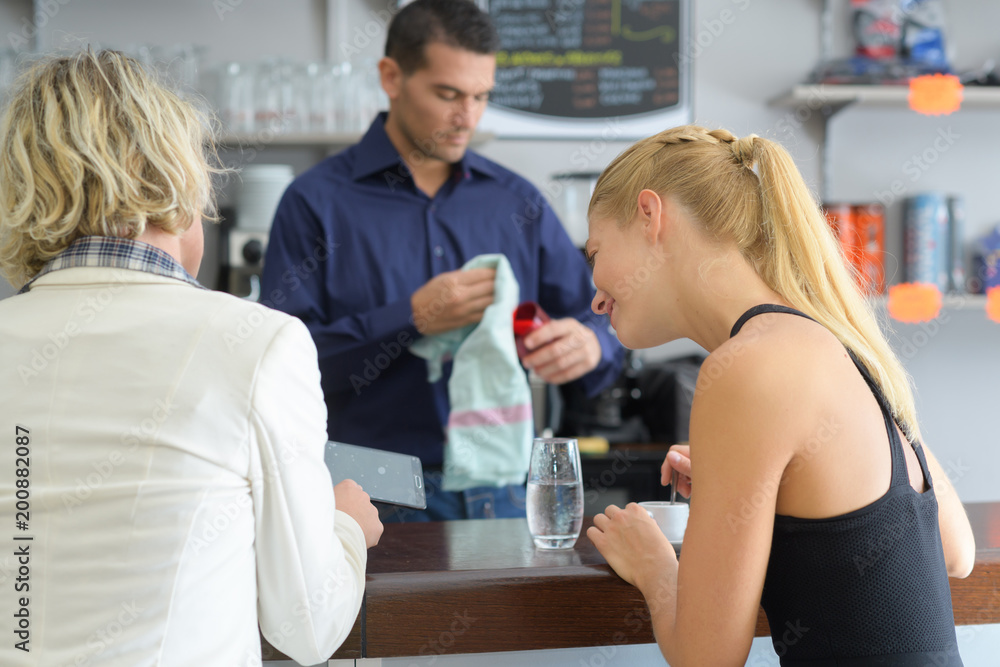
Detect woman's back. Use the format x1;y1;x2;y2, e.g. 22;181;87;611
731;305;960;666
0;262;365;666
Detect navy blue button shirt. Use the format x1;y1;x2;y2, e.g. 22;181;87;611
261;113;624;464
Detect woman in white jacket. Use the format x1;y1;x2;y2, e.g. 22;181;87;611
0;50;382;666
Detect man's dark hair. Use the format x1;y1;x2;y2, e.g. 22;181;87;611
385;0;500;74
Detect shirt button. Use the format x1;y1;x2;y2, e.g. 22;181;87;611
434;246;444;257
429;204;437;212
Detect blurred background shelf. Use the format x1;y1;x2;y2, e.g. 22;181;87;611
772;83;1000;112
217;131;496;148
872;293;989;313
937;294;989;310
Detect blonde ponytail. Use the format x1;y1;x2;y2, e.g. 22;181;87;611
590;125;921;441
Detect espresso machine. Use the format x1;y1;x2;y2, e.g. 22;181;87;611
216;207;267;300
215;164;294;300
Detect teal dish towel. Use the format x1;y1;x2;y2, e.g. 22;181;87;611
410;254;533;491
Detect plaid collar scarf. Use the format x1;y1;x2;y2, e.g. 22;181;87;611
19;236;204;294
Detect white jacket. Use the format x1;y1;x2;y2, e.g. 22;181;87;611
0;267;367;666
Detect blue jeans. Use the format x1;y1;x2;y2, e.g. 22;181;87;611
376;468;527;523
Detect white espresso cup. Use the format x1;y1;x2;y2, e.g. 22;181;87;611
639;501;689;544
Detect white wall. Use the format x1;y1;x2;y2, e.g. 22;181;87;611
0;0;31;45
1;0;997;502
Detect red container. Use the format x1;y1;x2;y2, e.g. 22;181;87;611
853;203;886;295
513;302;550;359
824;203;859;269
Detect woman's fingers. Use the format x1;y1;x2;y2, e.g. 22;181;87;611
668;444;692;475
661;445;693;497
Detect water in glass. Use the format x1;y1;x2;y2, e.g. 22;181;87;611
526;438;584;549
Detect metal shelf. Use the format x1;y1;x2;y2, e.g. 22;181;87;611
216;131;496;148
937;294;990;311
771;84;1000;114
870;293;990;315
218;131;365;146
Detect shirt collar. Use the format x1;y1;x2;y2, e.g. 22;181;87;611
19;235;204;294
351;112;498;184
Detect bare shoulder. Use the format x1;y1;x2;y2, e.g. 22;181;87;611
700;312;843;394
692;313;850;460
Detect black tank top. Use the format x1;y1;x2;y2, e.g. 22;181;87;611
731;305;962;667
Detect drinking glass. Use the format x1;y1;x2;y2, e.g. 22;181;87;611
336;60;361;132
275;60;304;133
303;62;336;133
163;43;205;99
513;301;550;359
254;59;281;133
218;61;255;134
526;437;584;549
354;57;385;129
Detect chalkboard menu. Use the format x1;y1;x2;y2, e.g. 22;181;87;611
479;0;690;138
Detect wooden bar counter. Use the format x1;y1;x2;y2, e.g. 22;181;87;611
261;502;1000;661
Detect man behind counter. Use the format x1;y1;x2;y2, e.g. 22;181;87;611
262;0;624;521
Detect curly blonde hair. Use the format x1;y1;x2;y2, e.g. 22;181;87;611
0;49;222;286
590;125;922;442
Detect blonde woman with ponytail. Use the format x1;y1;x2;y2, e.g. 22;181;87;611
586;126;975;666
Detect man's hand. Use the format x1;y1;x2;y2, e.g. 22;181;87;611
411;268;496;336
334;479;383;549
521;317;601;385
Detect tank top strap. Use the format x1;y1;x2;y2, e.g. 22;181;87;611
910;437;935;489
730;304;917;490
843;348;923;489
729;303;815;338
